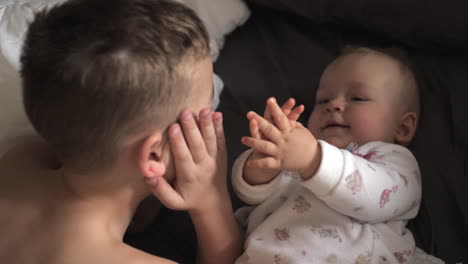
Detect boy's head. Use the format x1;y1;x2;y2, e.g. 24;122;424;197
21;0;212;172
307;46;419;148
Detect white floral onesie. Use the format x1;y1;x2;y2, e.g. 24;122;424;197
233;140;444;264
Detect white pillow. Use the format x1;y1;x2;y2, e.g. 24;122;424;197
0;0;250;156
177;0;250;61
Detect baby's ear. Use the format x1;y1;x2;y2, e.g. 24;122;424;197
137;133;166;181
395;112;418;145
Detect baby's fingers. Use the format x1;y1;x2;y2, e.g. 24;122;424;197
265;98;295;122
267;98;290;131
241;136;278;156
247;157;280;170
287;104;305;125
249;118;261;139
247;111;282;143
280;98;296;117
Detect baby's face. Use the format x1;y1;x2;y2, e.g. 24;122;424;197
307;52;407;148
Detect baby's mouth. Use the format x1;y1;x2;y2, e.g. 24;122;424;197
322;122;350;130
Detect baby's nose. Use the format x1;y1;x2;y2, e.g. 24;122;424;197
326;99;344;112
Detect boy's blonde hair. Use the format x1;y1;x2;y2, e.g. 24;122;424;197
21;0;210;172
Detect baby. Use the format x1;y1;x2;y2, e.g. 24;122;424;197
233;47;443;263
0;0;241;263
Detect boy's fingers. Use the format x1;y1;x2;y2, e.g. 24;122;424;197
287;104;304;122
179;110;207;162
247;157;280;170
247;111;282;143
168;123;192;165
213;112;226;151
241;136;277;156
199;108;216;156
267;98;290;131
146;176;186;211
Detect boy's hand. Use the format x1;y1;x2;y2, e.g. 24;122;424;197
147;108;229;215
242;98;321;180
146;109;243;264
242;98;304;185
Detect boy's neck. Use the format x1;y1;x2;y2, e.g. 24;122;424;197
59;165;149;241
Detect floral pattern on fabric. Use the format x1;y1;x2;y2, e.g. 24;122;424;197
379;185;398;208
345;170;363;194
394;250;412;263
292;195;311;213
311;225;342;243
274;228;290;241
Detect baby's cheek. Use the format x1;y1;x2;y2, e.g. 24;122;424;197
307;114;320;134
353;118;383;142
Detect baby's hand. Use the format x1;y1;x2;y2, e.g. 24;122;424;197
242;98;321;180
147;108;229;215
249;98;304;158
263;98;304;130
248;98;304;152
242;98;304;185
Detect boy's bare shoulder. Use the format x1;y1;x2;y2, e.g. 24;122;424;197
121;244;179;264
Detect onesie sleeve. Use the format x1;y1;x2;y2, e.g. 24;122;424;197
231;149;283;205
301;140;422;223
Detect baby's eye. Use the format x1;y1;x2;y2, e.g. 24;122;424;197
351;97;368;102
316;99;329;104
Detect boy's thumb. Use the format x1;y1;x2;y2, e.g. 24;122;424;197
146;176;185;210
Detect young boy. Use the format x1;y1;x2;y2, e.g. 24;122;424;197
233;47;444;263
0;0;242;263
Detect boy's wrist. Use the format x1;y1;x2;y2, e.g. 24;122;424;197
188;190;232;217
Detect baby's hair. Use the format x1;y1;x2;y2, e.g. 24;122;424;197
340;45;420;116
21;0;210;172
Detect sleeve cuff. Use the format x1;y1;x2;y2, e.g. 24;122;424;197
231;149;282;205
301;140;344;197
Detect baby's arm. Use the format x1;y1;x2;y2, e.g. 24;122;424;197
303;141;422;223
147;109;242;264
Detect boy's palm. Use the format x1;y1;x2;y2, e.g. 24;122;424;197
147;109;228;215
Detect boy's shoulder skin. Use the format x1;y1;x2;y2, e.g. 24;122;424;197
0;138;177;264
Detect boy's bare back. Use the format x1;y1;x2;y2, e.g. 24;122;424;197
0;139;175;264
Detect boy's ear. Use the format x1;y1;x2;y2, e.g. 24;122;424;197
138;133;166;181
395;112;418;145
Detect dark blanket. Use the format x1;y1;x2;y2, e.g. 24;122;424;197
126;2;468;263
216;2;468;263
